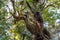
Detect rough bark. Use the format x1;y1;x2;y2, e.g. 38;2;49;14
11;1;51;40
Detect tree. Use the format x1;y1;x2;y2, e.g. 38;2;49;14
0;0;60;40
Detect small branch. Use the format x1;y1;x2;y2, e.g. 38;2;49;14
0;16;12;22
10;0;16;14
22;34;25;40
44;1;59;9
26;1;35;13
44;3;56;9
40;0;46;4
6;5;12;14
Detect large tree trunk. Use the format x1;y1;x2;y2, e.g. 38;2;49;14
25;1;51;40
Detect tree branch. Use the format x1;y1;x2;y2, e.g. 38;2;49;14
10;0;16;14
26;1;35;13
44;3;56;9
44;0;59;9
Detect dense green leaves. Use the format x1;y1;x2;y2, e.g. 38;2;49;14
0;0;5;8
